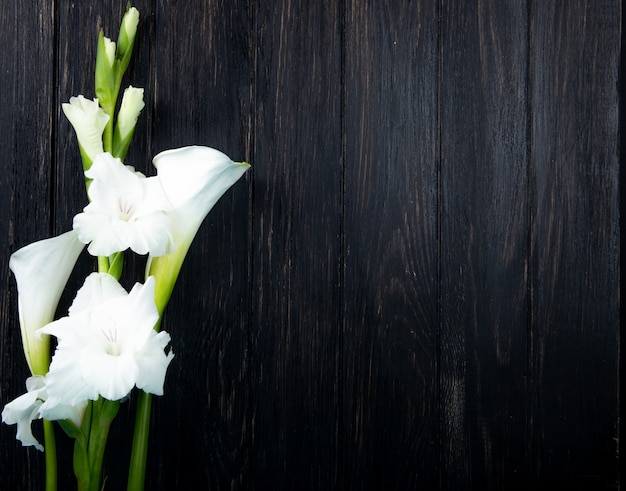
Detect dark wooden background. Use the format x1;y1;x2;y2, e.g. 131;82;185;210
0;1;621;489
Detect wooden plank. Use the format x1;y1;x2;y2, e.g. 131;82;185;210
250;1;342;488
439;1;529;488
529;1;621;486
145;0;252;488
342;1;439;488
0;0;55;489
0;1;622;488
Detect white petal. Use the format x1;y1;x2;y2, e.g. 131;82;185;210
121;8;140;44
103;37;116;67
146;147;249;309
1;376;46;452
80;348;138;401
68;272;127;316
73;153;174;257
135;331;174;395
86;154;144;201
153;146;249;242
40;274;172;402
135;176;173;218
40;398;87;428
124;276;160;328
153;146;249;211
117;86;145;140
125;213;174;257
74;211;128;256
62;96;109;162
43;319;99;406
9;231;84;375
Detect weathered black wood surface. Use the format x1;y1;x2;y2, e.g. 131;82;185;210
439;1;529;488
0;1;621;489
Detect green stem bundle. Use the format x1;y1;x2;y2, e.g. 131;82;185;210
43;419;57;491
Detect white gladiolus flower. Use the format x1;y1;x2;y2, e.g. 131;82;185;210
39;273;174;404
1;376;46;451
146;146;250;312
103;37;116;67
9;231;85;375
1;376;86;452
62;95;109;165
120;7;139;53
117;86;144;141
73;153;175;256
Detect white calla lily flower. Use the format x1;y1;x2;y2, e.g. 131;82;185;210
9;231;85;375
39;273;174;404
62;95;109;166
73;152;175;257
146;146;250;312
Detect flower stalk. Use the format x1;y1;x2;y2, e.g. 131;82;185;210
3;5;249;491
127;392;152;491
43;419;57;491
95;5;139;158
86;398;120;491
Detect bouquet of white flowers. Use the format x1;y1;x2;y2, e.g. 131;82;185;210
2;6;249;490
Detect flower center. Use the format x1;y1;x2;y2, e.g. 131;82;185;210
98;318;122;356
117;197;136;221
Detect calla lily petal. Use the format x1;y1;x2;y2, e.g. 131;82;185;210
9;231;85;375
153;146;249;215
146;146;250;313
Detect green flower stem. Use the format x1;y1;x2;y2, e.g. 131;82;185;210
127;391;152;491
43;419;57;491
101;98;118;156
148;242;193;317
97;252;123;279
103;108;114;155
74;401;92;491
98;256;109;274
86;398;120;491
127;248;188;489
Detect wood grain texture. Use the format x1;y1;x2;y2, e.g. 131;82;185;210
440;1;529;488
0;1;55;489
0;1;621;489
147;0;252;489
250;0;342;488
342;1;439;489
529;0;621;487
